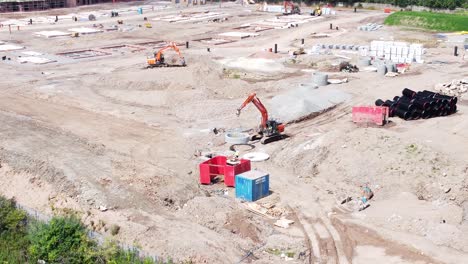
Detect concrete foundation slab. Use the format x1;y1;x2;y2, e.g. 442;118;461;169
100;44;146;53
57;49;111;59
269;86;351;123
22;51;44;56
68;27;103;35
18;56;56;64
135;41;170;49
153;12;227;23
193;37;237;45
218;32;259;40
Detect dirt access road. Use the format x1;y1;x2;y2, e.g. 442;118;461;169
0;1;467;263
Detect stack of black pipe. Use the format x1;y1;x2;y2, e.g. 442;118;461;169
375;88;458;120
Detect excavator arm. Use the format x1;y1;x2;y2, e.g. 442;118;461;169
236;92;269;130
155;43;183;61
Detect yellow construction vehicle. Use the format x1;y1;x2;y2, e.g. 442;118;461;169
311;6;322;16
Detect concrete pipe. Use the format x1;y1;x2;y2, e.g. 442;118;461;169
386;64;396;73
358;58;371;67
377;64;387;75
313;72;328;86
225;132;250;144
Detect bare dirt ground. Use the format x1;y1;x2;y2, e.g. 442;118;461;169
0;1;467;263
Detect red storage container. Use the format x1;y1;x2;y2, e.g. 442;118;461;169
352;106;389;126
199;156;251;187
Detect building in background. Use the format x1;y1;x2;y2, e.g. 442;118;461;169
0;0;114;12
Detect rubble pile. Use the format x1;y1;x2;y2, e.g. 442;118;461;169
435;79;468;98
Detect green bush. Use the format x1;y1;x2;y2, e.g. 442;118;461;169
0;197;28;233
110;224;120;236
0;197;30;263
28;216;97;263
0;195;163;264
95;240;159;264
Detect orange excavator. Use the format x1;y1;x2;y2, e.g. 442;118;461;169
147;42;186;68
283;0;301;15
236;92;286;144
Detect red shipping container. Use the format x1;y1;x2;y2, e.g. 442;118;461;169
352;106;389;126
199;156;251;187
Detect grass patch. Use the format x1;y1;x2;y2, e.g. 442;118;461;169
385;11;468;32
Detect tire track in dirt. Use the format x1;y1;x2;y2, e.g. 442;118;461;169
296;208;352;264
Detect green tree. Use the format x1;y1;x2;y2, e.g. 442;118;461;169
0;197;30;263
0;197;27;233
28;216;97;263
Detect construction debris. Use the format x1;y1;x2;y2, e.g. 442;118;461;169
328;78;348;84
434;79;468;98
274;218;294;228
242;152;270;162
339;62;359;73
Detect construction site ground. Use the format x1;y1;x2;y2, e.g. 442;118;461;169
1;2;467;263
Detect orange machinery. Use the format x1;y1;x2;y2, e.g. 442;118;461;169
283;0;300;15
236;92;286;144
147;42;186;68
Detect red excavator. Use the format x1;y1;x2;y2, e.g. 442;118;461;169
147;42;186;68
283;0;301;15
236;92;286;144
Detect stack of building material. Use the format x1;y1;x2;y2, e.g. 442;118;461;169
321;7;335;15
317;43;360;51
358;23;382;31
434;79;468;98
34;31;71;38
362;41;425;64
376;88;458;120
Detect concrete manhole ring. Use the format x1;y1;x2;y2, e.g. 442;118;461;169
225;132;250;144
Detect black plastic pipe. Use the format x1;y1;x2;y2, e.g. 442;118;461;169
402;88;416;98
